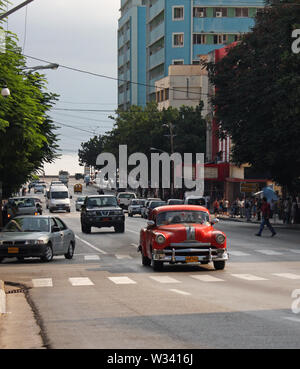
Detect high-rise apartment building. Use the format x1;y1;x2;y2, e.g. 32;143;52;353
118;0;147;110
118;0;265;108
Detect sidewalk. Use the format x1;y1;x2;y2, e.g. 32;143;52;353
0;280;45;349
217;214;300;230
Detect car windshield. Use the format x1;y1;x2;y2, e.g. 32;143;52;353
16;199;35;208
87;197;117;207
150;201;166;209
168;200;184;205
119;194;135;198
77;197;85;202
187;198;206;205
3;217;50;232
51;191;68;199
131;199;144;205
156;210;210;226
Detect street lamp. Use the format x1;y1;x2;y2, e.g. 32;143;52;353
22;63;59;72
0;80;10;97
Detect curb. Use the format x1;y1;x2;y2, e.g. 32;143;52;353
0;280;6;314
218;216;300;230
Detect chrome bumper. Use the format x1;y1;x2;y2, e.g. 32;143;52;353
152;247;229;263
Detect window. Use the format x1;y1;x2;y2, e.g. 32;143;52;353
192;60;200;65
214;8;227;17
55;218;67;230
173;6;184;20
235;8;249;17
193;7;206;17
213;34;227;44
173;33;184;47
173;59;184;65
193;34;206;45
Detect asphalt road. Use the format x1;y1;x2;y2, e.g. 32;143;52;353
1;178;300;349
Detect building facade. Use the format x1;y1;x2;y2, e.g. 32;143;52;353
118;0;147;110
146;0;265;102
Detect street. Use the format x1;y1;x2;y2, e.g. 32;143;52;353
1;178;300;349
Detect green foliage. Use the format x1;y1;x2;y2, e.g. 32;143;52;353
0;27;59;197
78;135;104;168
205;2;300;192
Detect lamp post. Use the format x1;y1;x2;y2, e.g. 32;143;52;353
22;63;59;72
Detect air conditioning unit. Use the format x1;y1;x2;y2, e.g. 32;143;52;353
216;11;222;17
198;11;204;17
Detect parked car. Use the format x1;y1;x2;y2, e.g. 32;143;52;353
128;199;146;217
116;192;137;209
167;199;184;205
141;198;162;218
139;204;228;271
0;215;75;263
7;197;40;217
75;196;86;211
80;195;125;234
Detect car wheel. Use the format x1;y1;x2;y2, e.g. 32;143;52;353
115;223;125;233
213;261;225;270
41;243;53;262
81;223;91;234
152;260;163;271
64;242;74;259
141;250;151;266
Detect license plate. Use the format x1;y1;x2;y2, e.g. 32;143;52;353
103;217;111;221
8;247;19;254
185;256;198;263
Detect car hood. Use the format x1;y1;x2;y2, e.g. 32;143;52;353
86;206;122;211
155;223;213;243
0;232;50;241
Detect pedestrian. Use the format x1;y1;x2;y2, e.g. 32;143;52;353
283;197;292;224
255;197;276;237
245;198;251;221
291;197;299;224
213;199;219;215
257;198;262;221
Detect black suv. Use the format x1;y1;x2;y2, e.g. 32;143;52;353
80;195;125;233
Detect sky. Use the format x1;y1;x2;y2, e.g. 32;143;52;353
5;0;120;175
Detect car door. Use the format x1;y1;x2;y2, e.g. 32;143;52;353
50;217;63;254
55;217;72;254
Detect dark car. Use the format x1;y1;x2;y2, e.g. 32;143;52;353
167;199;184;205
80;195;125;234
146;201;167;219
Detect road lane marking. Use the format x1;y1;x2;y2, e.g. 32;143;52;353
115;254;132;260
229;251;251;256
69;277;94;286
84;255;100;261
290;250;300;254
32;278;53;287
272;273;300;280
256;250;282;256
75;235;107;254
231;274;268;281
108;276;136;285
191;275;224;282
149;276;181;284
169;289;191;296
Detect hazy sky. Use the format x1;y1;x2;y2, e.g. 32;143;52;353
5;0;121;174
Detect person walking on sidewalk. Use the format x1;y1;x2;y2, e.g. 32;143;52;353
255;197;276;237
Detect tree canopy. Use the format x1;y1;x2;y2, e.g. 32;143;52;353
205;0;300;193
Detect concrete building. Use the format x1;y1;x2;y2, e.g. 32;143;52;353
118;0;147;110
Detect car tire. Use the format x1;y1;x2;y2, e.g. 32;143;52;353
213;261;225;270
64;242;74;259
81;223;91;234
152;260;163;271
41;243;53;262
141;250;151;266
115;223;125;233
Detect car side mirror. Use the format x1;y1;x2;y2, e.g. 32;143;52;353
211;218;219;225
51;226;60;233
147;220;155;228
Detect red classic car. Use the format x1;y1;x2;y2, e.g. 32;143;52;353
139;205;228;271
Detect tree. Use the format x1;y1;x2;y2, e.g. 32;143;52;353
0;28;59;198
205;1;300;193
78;135;104;168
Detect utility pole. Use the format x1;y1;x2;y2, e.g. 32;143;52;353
0;0;35;21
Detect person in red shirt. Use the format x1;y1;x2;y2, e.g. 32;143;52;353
256;197;276;237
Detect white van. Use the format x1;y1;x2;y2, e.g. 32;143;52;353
46;185;72;213
184;195;207;207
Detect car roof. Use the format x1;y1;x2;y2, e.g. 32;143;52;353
152;204;209;214
86;195;116;198
50;185;68;190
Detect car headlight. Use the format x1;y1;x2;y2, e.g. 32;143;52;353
88;211;97;216
155;234;166;244
215;233;225;244
25;240;45;245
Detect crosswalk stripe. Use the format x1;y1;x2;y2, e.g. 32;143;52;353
231;274;268;281
68;277;94;286
169;289;191;296
84;255;100;261
272;273;300;280
115;254;133;260
229;251;251;256
149;276;181;284
32;278;53;287
256;250;282;256
108;276;136;284
191;275;224;282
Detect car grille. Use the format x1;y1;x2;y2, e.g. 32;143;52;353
2;241;27;246
96;210;118;216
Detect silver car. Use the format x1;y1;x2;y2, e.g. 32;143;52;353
75;196;86;211
0;216;75;263
8;197;40;217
